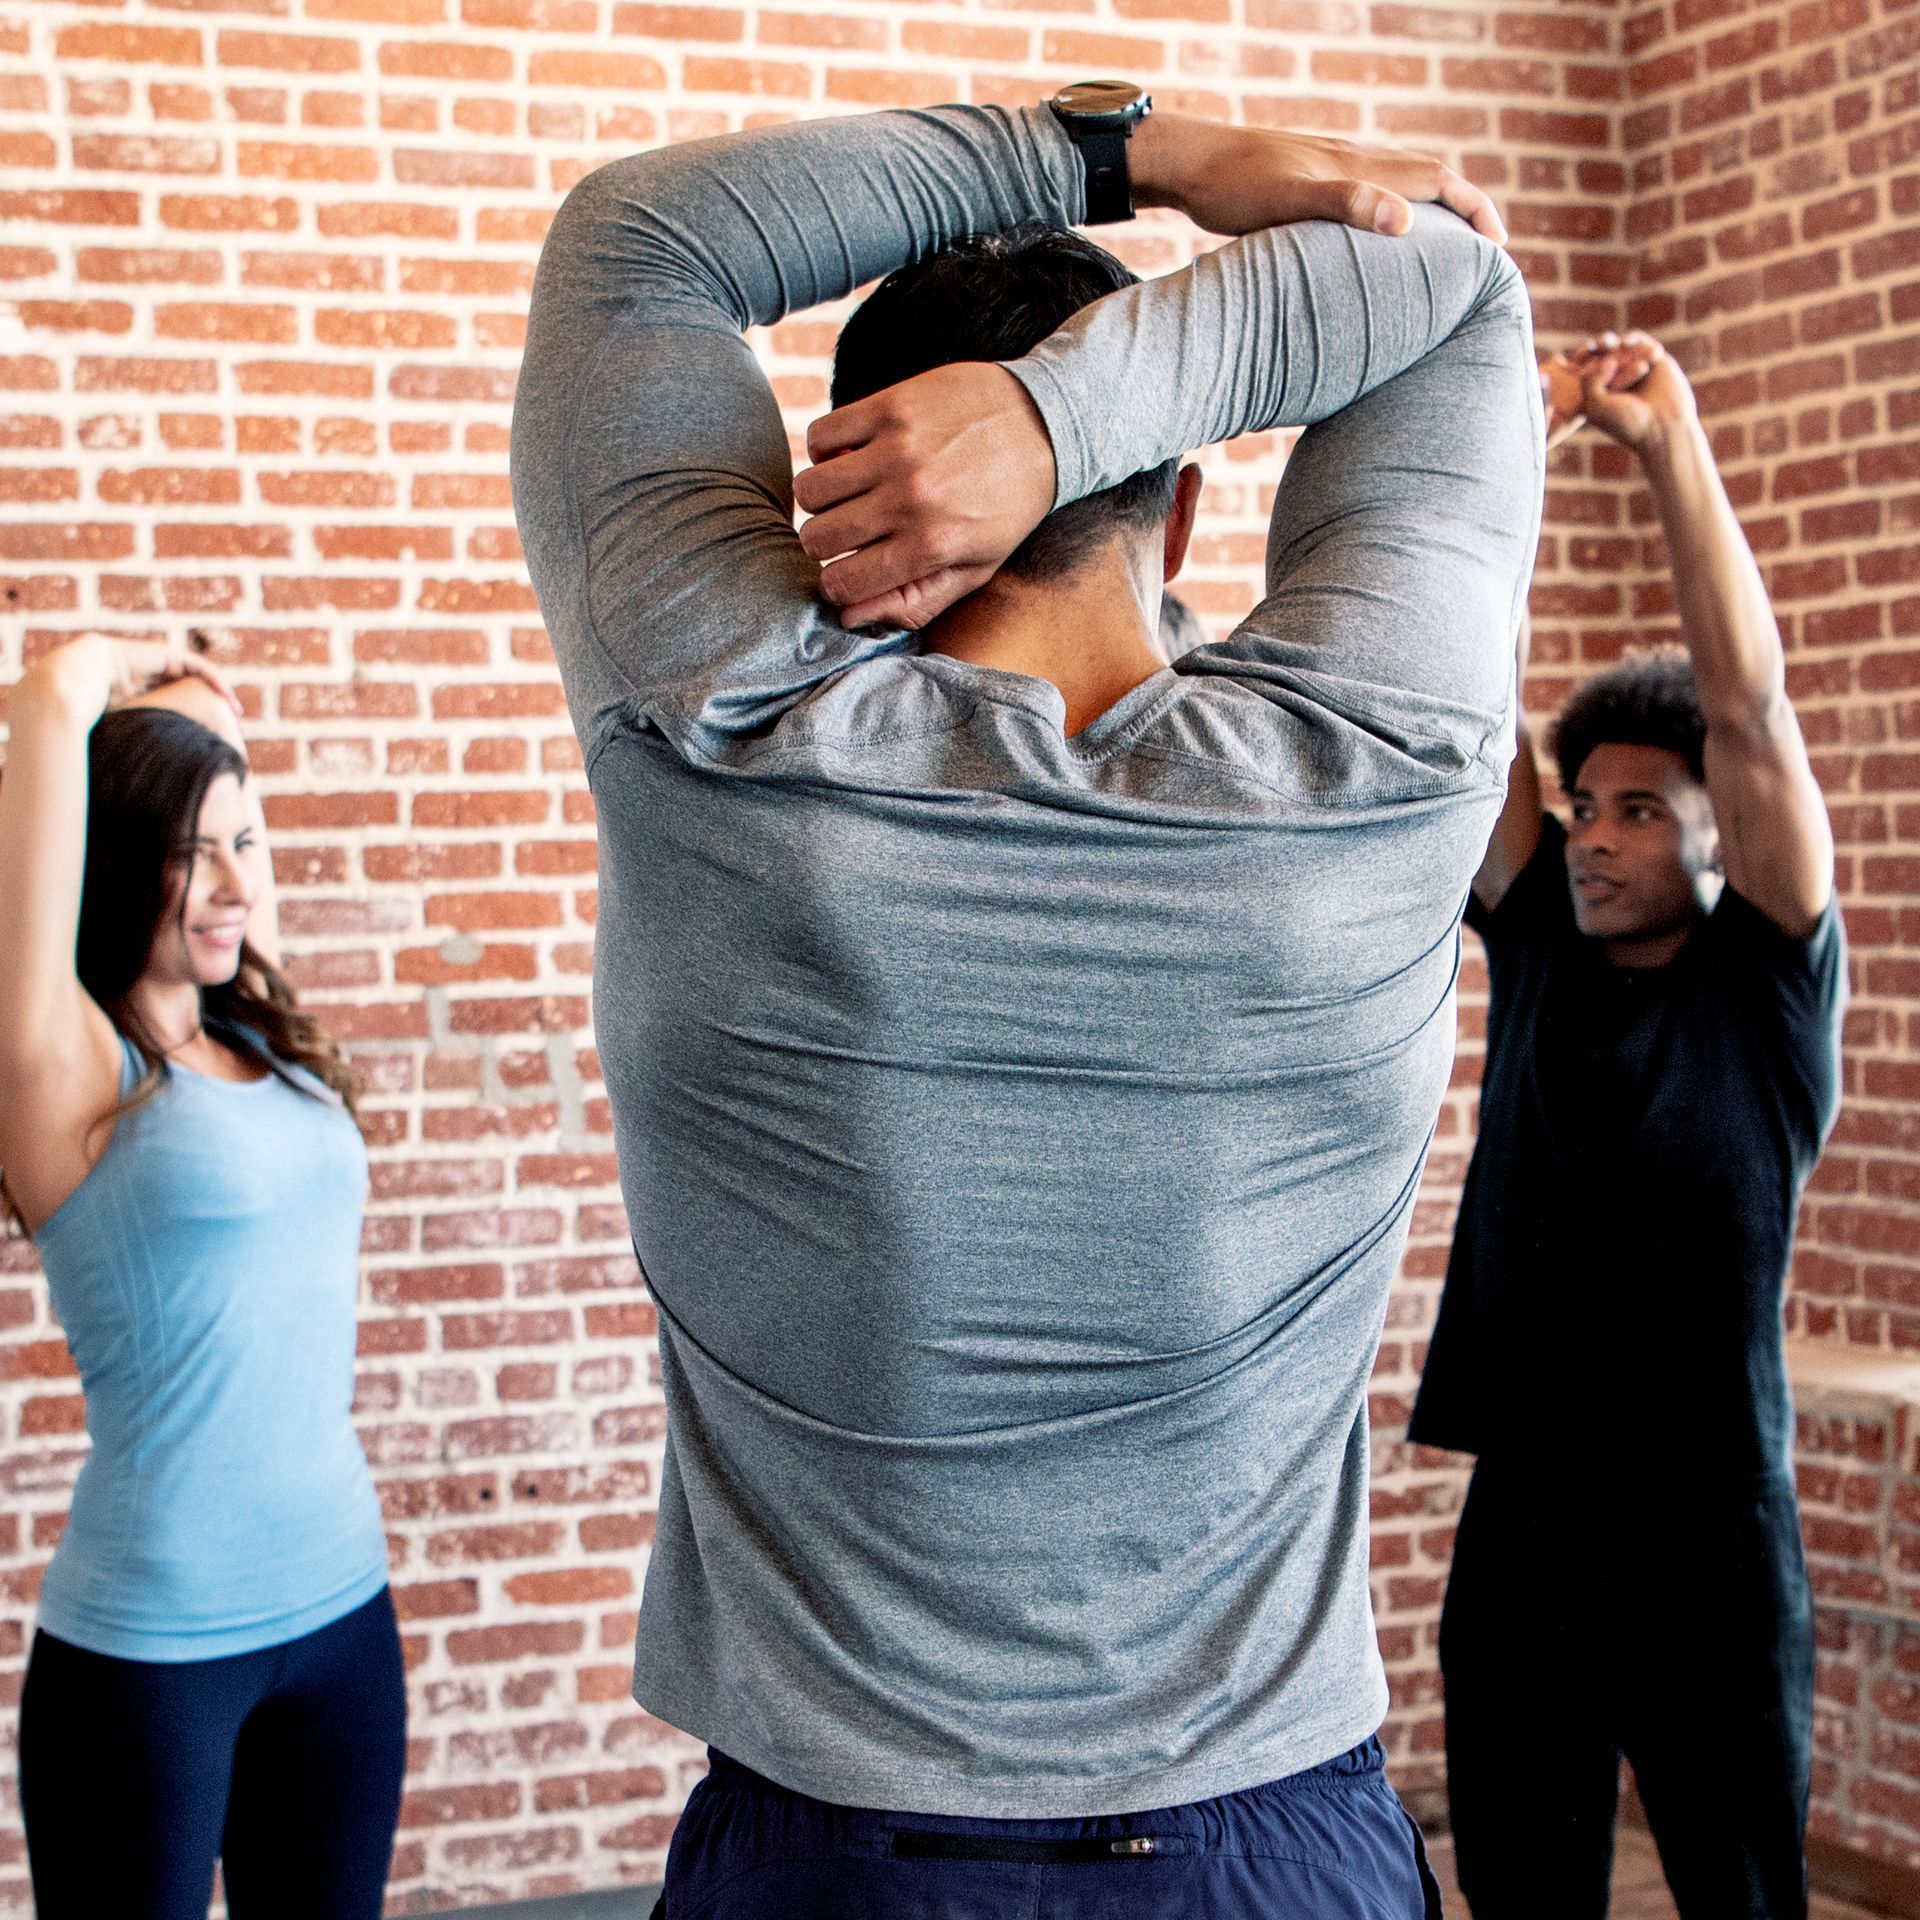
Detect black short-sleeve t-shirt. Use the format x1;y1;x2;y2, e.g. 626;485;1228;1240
1408;813;1846;1476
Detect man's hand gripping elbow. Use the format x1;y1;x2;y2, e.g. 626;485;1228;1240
1128;112;1506;245
793;106;1510;634
796;364;1059;634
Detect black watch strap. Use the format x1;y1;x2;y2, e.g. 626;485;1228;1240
1049;83;1149;225
1077;124;1134;225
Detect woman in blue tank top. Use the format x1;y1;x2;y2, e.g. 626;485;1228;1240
0;632;405;1920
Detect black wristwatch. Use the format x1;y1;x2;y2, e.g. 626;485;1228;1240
1048;80;1153;226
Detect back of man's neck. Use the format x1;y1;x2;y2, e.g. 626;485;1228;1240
922;546;1170;737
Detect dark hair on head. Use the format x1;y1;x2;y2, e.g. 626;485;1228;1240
1549;645;1708;792
831;224;1182;583
79;707;357;1122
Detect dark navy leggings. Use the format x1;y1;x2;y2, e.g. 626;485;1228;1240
655;1736;1444;1919
19;1586;407;1920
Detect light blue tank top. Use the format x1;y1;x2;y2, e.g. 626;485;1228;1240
32;1036;389;1661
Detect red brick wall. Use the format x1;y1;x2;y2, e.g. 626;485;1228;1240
1584;0;1920;1870
2;0;1908;1905
1609;0;1919;1354
1793;1355;1920;1870
1404;0;1920;1868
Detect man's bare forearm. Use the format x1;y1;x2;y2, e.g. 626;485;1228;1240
1129;112;1507;242
1638;417;1789;742
1472;615;1543;910
1632;392;1833;929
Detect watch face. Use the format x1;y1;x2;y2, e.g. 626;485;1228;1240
1053;80;1148;123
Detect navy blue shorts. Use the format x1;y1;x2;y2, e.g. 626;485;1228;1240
656;1735;1443;1919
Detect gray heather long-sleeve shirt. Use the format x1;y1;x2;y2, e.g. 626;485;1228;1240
513;103;1543;1819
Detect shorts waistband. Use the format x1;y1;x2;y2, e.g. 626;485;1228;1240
702;1732;1389;1833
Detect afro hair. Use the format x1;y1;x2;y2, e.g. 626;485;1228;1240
1549;646;1708;793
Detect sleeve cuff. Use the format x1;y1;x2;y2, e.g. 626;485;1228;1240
1001;354;1089;513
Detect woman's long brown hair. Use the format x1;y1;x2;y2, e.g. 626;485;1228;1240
1;707;357;1235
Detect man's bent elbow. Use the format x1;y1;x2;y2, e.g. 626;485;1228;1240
1468;243;1532;348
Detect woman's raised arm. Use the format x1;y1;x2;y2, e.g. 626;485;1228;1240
0;634;241;1228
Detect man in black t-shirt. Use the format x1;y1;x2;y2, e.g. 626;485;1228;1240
1410;332;1844;1919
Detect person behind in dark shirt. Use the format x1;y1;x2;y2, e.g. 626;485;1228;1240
1409;329;1843;1919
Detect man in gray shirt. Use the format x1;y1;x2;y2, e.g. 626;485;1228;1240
513;95;1541;1915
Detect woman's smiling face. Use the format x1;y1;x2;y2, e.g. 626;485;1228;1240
147;772;258;989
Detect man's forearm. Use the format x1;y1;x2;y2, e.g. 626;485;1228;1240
1132;110;1507;243
1639;418;1788;737
1472;617;1544;909
1006;204;1520;512
538;105;1083;339
1129;112;1232;220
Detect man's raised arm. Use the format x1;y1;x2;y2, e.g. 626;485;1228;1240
515;104;1515;759
1573;331;1833;937
800;113;1538;770
511;107;1086;755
